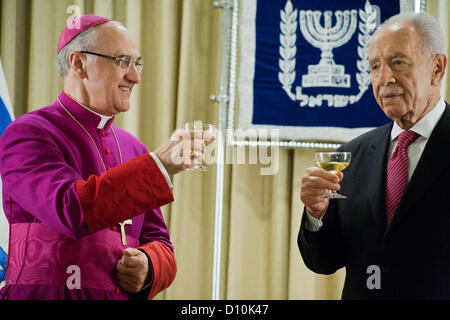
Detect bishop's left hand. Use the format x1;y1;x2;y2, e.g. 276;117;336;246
116;248;149;293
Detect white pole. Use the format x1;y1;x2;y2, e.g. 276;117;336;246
211;0;234;300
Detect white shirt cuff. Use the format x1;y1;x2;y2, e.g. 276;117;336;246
305;210;324;232
149;152;173;189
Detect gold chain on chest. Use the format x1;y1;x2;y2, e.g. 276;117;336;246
57;97;132;244
57;97;123;170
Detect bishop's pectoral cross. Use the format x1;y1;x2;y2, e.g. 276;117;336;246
118;219;133;245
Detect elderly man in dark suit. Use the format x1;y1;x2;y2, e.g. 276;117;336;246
298;12;448;299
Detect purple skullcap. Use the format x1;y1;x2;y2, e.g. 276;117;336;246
57;14;112;53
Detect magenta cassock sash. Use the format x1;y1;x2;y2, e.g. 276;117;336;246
5;223;138;291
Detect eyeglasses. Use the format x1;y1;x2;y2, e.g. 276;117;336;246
80;51;144;74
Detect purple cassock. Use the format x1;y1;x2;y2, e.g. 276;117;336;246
0;91;176;300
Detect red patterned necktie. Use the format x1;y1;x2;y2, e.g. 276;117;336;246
386;130;420;225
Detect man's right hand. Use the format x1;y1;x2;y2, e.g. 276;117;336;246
300;167;343;219
153;128;214;175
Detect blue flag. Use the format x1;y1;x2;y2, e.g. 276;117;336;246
238;0;400;142
0;57;14;286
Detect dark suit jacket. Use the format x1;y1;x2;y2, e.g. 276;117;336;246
298;103;450;300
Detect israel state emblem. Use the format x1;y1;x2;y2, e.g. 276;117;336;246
279;0;378;107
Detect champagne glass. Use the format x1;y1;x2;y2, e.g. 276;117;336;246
185;122;216;171
315;152;351;199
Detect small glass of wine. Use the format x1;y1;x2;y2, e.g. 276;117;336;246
315;151;351;199
185;122;216;171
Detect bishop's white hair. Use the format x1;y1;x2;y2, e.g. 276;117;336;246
56;20;124;79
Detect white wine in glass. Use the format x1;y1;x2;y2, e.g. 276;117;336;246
315;152;351;199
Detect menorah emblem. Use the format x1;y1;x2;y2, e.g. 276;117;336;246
299;9;358;88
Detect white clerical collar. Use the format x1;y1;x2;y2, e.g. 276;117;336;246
77;103;113;129
391;97;445;141
64;92;113;129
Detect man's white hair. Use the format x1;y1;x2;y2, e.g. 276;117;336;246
375;12;447;57
56;20;124;79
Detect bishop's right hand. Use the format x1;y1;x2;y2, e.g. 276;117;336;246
153;128;215;175
300;167;343;219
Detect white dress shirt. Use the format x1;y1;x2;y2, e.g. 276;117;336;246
305;98;446;232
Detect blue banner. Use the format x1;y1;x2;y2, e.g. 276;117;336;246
0;57;13;286
0;247;6;281
238;0;400;142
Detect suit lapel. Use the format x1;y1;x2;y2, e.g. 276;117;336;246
366;123;392;233
387;104;450;232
